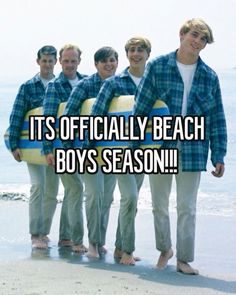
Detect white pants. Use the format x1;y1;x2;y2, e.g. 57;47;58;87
149;168;201;262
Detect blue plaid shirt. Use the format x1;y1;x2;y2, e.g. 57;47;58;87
43;71;86;154
83;68;137;148
63;72;109;149
90;68;137;116
132;51;227;171
64;73;104;116
8;74;46;151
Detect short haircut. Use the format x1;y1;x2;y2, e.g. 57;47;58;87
125;37;152;54
94;46;118;63
37;45;57;59
180;18;214;44
59;44;82;59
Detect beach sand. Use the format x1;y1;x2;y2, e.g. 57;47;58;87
0;200;236;295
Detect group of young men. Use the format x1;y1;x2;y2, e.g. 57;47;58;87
8;18;227;275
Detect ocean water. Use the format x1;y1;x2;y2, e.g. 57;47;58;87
0;70;236;216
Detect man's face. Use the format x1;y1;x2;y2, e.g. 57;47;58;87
126;45;149;70
180;29;207;57
60;49;81;79
37;54;57;78
95;54;118;80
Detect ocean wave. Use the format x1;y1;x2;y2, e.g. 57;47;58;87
1;182;235;217
0;192;28;201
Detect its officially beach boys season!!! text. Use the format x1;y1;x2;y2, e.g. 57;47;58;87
29;115;205;174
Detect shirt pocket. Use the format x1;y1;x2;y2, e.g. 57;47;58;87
29;95;44;109
190;93;214;116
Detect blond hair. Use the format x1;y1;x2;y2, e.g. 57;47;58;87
125;36;151;54
59;44;82;58
180;18;214;44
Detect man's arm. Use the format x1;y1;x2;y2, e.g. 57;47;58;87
62;81;88;149
131;62;158;148
42;81;60;162
209;76;227;168
9;84;28;153
82;80;114;149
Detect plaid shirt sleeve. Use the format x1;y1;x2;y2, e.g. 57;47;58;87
130;62;159;148
82;79;115;149
90;79;115;116
8;84;29;151
42;81;61;154
133;62;159;116
64;81;88;116
62;81;88;149
209;76;227;166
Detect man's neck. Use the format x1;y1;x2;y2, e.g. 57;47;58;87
176;48;198;65
128;66;145;77
40;73;54;80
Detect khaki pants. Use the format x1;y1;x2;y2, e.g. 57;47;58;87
149;167;201;262
115;173;144;250
82;169;116;246
27;163;59;236
115;174;139;254
60;173;84;245
42;167;71;240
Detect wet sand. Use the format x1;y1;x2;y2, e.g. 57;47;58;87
0;200;236;294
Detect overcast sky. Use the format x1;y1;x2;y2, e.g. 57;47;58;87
1;0;236;82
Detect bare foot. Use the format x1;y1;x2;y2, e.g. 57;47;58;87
98;245;107;255
114;248;123;258
120;252;135;265
72;244;88;253
58;239;73;247
86;243;99;258
31;235;48;249
157;248;173;269
41;235;50;242
177;260;199;275
114;248;141;261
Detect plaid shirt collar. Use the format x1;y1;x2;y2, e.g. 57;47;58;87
119;67;130;78
93;72;104;83
31;73;44;85
168;50;209;73
57;71;85;84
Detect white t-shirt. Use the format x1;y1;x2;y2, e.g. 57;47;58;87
68;76;79;89
176;61;197;116
40;76;52;88
128;72;142;87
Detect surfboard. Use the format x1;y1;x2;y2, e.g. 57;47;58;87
4;95;169;165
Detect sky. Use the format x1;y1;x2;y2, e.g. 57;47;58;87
1;0;236;82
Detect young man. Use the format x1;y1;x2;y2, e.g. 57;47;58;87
131;19;227;274
83;37;151;265
63;47;119;258
43;44;87;252
8;46;58;249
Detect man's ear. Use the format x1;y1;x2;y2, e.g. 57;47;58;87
179;30;185;41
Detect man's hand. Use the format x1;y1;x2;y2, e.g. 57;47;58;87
46;153;55;166
12;148;22;162
211;163;225;178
